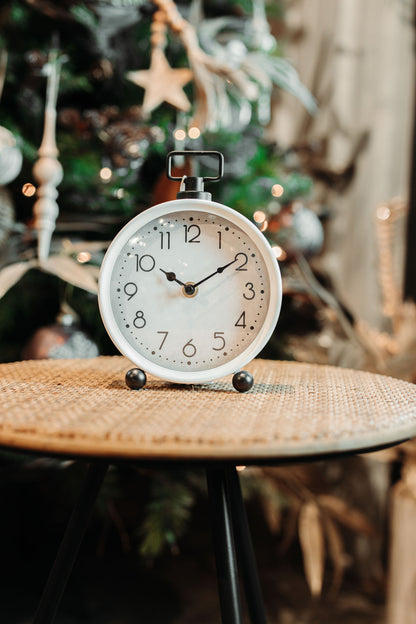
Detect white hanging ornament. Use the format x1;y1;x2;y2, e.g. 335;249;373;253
250;0;276;52
0;127;23;186
32;51;63;262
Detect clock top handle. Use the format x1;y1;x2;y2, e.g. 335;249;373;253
166;150;224;182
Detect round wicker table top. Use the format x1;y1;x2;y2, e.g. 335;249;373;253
0;356;415;462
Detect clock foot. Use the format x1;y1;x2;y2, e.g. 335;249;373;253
232;371;254;393
125;368;147;390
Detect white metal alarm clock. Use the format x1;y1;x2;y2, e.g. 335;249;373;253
99;151;282;392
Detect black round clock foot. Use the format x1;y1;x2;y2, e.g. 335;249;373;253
232;371;254;393
125;368;147;390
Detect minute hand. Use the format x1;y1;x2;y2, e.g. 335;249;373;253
193;256;239;288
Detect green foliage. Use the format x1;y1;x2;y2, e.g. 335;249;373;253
59;66;93;95
69;4;98;32
139;475;197;559
215;140;313;218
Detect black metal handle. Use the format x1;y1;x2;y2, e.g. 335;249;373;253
166;150;224;182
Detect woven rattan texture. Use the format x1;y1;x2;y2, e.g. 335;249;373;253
0;357;415;460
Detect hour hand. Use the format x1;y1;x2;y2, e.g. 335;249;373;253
160;268;185;287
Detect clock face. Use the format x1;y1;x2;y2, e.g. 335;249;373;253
99;199;282;383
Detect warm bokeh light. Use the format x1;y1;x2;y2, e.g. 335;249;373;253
271;183;284;198
100;167;112;181
376;205;391;221
77;251;91;263
253;210;266;223
188;126;201;139
260;220;269;232
272;245;287;260
115;188;125;199
174;128;186;141
22;182;36;197
127;143;140;156
318;333;332;348
236;465;246;472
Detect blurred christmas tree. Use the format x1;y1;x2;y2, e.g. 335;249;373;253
0;0;317;361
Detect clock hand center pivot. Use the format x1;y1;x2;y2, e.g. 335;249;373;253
160;268;197;297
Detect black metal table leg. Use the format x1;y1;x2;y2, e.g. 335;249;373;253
226;467;268;624
33;461;108;624
207;467;244;624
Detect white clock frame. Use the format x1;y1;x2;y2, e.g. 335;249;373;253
99;198;282;384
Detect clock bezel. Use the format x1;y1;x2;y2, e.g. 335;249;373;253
99;198;282;383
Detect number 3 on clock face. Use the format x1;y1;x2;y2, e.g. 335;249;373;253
99;199;282;384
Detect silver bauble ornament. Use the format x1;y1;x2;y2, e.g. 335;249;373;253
292;205;324;256
22;305;99;360
0;127;23;185
0;187;15;248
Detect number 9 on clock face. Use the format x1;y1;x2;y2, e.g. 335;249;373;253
99;199;282;384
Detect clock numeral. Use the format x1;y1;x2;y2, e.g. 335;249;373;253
135;254;155;272
184;224;201;243
182;338;197;358
217;231;222;249
243;282;255;300
133;310;146;329
157;331;168;350
123;282;138;301
235;311;246;328
235;252;248;271
212;332;226;351
160;231;171;250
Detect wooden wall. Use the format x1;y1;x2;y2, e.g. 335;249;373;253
269;0;415;329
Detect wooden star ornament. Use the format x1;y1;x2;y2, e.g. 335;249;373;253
126;9;193;117
127;48;193;116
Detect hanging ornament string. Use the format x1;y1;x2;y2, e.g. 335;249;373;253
126;8;193;117
150;0;258;131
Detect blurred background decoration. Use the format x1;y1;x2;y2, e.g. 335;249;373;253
0;0;320;362
0;1;415;622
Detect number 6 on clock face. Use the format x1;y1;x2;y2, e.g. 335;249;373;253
99;198;282;384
